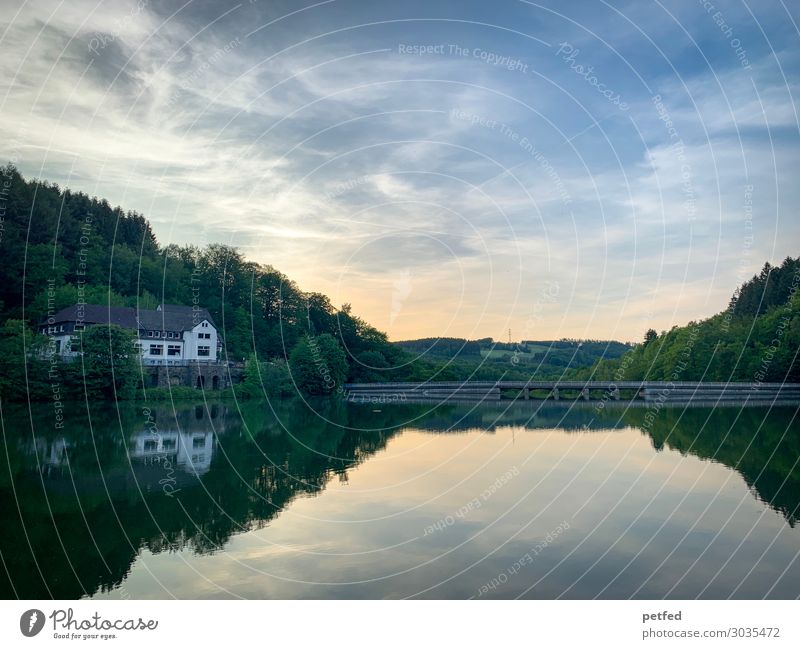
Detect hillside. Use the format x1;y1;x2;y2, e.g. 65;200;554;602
575;256;800;383
0;165;409;384
394;337;631;380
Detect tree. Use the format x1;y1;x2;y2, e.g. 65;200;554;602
75;325;140;400
239;354;293;398
644;329;658;346
351;350;389;382
0;320;49;401
289;334;348;395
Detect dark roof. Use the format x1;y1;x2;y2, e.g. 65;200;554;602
139;305;216;331
43;304;216;332
45;305;138;328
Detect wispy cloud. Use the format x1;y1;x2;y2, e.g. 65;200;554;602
1;0;797;341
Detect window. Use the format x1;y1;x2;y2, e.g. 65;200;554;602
193;436;206;449
162;439;176;451
149;345;163;356
167;332;173;339
167;345;181;356
197;345;210;357
201;322;208;328
198;332;210;339
147;330;154;337
154;331;161;338
74;323;84;332
70;339;80;352
143;440;157;452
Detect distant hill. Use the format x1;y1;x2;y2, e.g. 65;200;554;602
394;337;632;380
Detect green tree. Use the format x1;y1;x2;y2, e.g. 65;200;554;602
0;320;49;401
239;354;293;398
289;334;348;395
74;325;140;400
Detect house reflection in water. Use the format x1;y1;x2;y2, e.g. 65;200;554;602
129;429;215;476
128;404;228;477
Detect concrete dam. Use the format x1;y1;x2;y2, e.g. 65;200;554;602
343;381;800;405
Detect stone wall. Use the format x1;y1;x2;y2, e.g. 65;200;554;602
143;363;243;390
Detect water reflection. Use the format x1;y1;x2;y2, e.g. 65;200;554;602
0;400;797;598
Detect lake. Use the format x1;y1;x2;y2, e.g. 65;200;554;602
1;399;798;599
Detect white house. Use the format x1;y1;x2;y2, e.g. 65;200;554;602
40;303;221;365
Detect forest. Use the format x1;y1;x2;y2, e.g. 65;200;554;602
575;256;800;383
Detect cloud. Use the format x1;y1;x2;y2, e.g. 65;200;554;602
0;0;797;340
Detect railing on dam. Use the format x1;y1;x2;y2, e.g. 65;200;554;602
342;380;800;403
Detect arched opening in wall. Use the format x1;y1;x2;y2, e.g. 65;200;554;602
196;375;205;389
212;376;219;390
195;405;204;420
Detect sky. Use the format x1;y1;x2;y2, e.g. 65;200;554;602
1;0;798;343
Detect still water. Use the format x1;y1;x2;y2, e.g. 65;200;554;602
1;399;798;599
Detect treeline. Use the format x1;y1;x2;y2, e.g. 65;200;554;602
394;337;490;357
0;164;398;366
730;257;800;317
575;256;800;383
1;165;445;400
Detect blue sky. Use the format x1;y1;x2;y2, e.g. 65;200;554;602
1;0;798;341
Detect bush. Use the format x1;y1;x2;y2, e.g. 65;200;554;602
239;355;294;398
